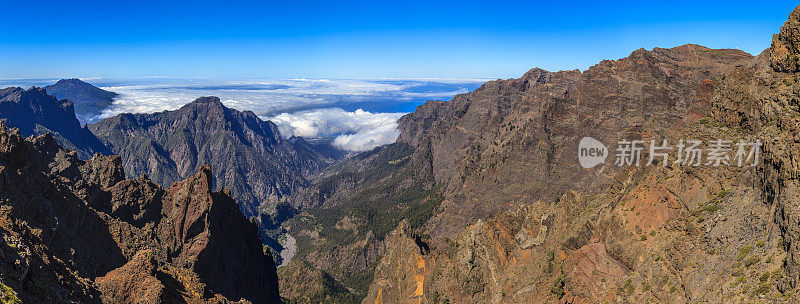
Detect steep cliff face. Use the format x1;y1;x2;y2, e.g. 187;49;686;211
0;122;281;303
397;44;751;239
713;5;800;292
90;96;342;218
281;43;754;301
44;78;117;124
0;86;110;159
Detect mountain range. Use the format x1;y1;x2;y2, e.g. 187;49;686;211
3;5;800;304
275;6;800;304
89;96;343;218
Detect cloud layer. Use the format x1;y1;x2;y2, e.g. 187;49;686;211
267;108;404;152
84;78;483;151
96;78;484;118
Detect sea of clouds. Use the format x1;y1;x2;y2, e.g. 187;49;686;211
268;108;404;152
0;77;485;151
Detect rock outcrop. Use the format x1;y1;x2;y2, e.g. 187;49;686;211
0;122;281;303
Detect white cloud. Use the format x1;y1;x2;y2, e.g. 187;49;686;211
98;78;406;119
266;108;403;152
88;78;484;151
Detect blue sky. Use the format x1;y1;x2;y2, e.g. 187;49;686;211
1;0;797;79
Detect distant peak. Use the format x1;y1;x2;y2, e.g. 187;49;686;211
54;78;88;85
192;96;222;104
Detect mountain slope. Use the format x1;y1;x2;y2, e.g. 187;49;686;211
0;122;280;303
280;40;760;302
357;6;800;304
44;78;117;124
90;96;343;218
0;86;110;159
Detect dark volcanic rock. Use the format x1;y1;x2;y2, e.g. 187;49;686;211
0;86;110;159
44;78;118;124
90;96;342;217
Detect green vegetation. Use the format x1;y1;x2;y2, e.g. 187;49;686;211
550;275;565;298
0;283;20;304
699;204;719;213
623;278;635;294
737;245;753;262
545;251;555;274
754;282;771;296
745;256;761;268
286;143;445;300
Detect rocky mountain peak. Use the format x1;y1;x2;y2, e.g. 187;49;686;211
191;96;222;104
53;78;90;86
770;6;800;72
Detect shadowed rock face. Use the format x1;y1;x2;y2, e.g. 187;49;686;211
90;96;343;218
0;122;280;303
44;78;118;124
0;86;110;159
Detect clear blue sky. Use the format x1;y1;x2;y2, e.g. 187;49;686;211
1;0;797;79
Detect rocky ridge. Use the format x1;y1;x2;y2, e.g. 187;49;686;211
280;40;756;302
